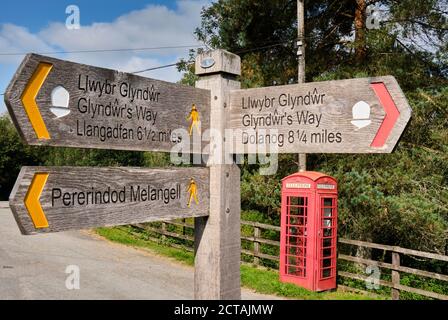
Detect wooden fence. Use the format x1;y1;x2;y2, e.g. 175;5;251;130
131;220;448;300
338;238;448;300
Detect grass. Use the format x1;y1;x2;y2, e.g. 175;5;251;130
240;265;382;300
96;226;194;265
96;226;384;300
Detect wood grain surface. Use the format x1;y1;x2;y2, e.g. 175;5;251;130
5;54;210;153
194;49;242;300
229;76;411;153
10;166;210;235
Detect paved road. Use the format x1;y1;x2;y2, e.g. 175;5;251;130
0;204;280;300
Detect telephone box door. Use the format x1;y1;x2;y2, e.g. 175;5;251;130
280;192;314;290
315;194;338;291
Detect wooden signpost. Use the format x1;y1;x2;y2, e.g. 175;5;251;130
4;51;240;300
10;166;209;235
5;54;210;152
5;48;412;301
229;76;411;153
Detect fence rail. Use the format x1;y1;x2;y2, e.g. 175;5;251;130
338;239;448;300
130;219;448;300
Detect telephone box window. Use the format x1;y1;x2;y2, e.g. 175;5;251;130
284;196;308;278
320;197;337;280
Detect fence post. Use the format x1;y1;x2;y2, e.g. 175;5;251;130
161;222;167;241
392;251;401;300
253;226;260;266
194;50;241;300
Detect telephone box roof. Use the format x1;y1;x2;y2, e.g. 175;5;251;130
282;171;333;182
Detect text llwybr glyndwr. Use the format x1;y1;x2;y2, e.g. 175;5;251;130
240;88;343;147
75;74;182;144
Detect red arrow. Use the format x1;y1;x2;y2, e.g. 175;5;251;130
370;82;400;148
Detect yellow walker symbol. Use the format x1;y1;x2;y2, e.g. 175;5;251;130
187;178;199;207
187;104;201;136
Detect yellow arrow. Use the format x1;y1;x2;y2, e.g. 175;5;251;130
21;62;53;139
24;173;49;228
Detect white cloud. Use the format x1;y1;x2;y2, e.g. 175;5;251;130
114;56;182;83
1;0;210;77
0;24;53;64
0;0;211;113
42;1;205;48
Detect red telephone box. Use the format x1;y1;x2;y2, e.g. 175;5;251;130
279;171;338;292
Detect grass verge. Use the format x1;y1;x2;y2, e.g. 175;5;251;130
96;226;383;300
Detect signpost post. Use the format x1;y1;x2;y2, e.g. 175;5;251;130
10;166;210;235
5;53;210;153
194;50;242;300
229;76;411;154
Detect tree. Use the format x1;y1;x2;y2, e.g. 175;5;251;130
186;0;448;252
355;0;367;63
0;115;47;200
193;0;447;89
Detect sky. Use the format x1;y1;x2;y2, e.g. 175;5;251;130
0;0;211;114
